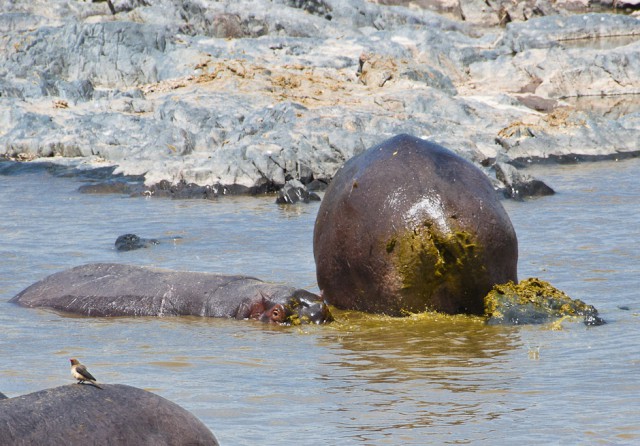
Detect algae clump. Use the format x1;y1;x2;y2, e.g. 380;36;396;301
484;278;605;326
388;224;487;315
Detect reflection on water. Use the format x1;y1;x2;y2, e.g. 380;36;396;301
1;158;640;444
561;93;640;120
315;313;521;441
559;34;640;50
323;312;518;381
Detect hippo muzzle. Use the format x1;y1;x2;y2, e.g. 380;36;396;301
238;290;333;325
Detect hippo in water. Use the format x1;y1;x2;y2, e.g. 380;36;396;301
0;384;218;445
314;134;518;316
11;263;332;325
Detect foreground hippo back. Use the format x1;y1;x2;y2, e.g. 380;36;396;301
0;384;218;446
314;134;518;316
11;263;332;324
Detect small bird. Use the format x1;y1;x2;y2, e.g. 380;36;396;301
70;358;102;389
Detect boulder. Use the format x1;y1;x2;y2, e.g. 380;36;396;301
494;162;555;199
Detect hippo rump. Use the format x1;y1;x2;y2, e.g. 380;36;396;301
314;134;518;316
11;263;332;325
0;384;218;445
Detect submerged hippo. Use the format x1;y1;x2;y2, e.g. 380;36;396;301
314;134;518;316
114;233;160;251
0;384;218;445
11;263;332;325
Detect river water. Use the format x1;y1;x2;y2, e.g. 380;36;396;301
0;157;638;445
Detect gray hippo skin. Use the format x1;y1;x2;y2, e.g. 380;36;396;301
0;384;218;446
314;134;518;316
114;233;160;251
11;263;332;324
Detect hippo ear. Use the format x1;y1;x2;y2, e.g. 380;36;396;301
236;299;264;320
235;300;252;320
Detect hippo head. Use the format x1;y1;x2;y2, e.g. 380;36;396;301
288;289;334;325
237;289;333;325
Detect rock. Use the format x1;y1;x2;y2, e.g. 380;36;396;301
0;384;219;445
275;179;321;204
514;94;559;112
501;13;640;52
1;0;639;196
485;277;605;326
306;178;329;191
140;180;227;199
78;179;137;195
313;134;518;316
494;162;555;199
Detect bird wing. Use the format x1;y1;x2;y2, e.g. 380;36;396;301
76;365;97;381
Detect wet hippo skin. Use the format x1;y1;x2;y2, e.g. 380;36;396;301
0;384;219;445
11;263;332;324
314;134;518;316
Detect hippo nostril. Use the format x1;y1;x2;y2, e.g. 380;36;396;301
298;302;334;324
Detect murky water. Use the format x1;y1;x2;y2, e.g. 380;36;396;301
1;157;639;445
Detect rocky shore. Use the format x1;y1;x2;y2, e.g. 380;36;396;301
1;0;639;197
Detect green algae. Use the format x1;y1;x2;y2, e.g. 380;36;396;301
484;277;605;326
282;297;334;326
386;223;486;314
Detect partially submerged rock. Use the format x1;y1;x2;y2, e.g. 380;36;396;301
494;162;555;199
275;179;321;204
485;277;605;326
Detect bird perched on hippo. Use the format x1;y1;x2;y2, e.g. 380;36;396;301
0;383;219;445
11;263;332;325
70;358;102;388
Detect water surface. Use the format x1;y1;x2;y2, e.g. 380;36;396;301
1;158;639;445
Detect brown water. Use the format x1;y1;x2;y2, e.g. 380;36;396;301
1;157;639;445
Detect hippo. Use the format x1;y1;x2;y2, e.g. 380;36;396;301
0;384;218;445
115;233;160;251
11;263;333;325
314;134;518;316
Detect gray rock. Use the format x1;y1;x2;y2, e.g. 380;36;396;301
0;0;639;197
501;13;640;52
276;179;321;204
494;162;555;199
